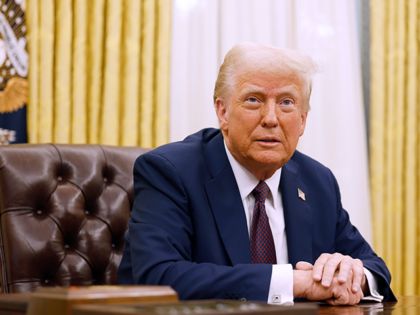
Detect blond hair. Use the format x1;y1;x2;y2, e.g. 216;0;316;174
213;42;318;112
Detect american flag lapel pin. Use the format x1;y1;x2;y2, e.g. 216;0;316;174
298;188;306;201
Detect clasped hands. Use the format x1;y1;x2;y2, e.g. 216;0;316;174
293;253;368;305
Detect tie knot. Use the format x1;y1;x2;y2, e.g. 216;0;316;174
253;181;269;203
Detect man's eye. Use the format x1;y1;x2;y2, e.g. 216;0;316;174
247;97;258;102
283;100;292;105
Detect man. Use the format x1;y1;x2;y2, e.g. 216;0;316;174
118;43;395;305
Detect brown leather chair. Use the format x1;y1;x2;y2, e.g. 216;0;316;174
0;144;149;293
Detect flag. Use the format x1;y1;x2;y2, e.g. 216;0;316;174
0;0;28;145
298;189;306;201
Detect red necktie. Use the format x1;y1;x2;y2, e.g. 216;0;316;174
250;181;277;264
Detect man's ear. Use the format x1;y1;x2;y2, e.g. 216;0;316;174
215;98;229;131
299;111;308;137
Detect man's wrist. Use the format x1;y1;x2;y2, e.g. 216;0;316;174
292;270;309;298
361;274;369;296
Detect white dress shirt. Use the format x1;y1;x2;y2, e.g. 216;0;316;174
224;141;383;304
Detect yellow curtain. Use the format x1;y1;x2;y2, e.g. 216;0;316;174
26;0;171;147
370;0;420;296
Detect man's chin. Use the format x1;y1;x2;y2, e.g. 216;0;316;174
249;154;290;173
253;150;290;164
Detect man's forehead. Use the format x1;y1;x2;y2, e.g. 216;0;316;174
234;70;304;93
237;63;303;79
236;83;301;96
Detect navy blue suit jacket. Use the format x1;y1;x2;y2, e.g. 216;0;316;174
118;128;395;302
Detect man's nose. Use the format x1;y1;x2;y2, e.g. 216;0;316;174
260;99;278;127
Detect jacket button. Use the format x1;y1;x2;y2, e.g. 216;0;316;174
240;297;246;302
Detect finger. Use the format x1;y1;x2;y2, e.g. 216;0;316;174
337;256;353;284
351;259;364;293
296;261;313;271
357;287;364;303
347;296;356;306
349;290;363;306
320;253;344;287
312;253;332;282
348;291;359;306
325;298;336;306
334;291;350;306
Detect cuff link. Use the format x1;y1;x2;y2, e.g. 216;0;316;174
272;295;281;303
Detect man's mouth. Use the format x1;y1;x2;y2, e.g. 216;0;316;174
256;137;281;144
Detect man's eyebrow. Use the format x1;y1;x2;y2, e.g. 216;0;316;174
237;86;266;98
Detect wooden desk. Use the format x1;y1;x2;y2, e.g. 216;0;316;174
0;295;418;314
317;296;412;314
71;297;418;315
74;300;317;314
0;293;30;315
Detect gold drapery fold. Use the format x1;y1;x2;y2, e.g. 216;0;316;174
120;0;141;146
370;0;420;296
38;0;54;143
72;0;88;143
140;0;156;148
101;0;123;145
27;0;171;147
87;0;105;144
54;0;72;143
155;0;171;147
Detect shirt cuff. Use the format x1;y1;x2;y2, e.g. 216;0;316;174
362;267;384;302
267;264;294;305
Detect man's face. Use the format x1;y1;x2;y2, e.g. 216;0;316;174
215;68;308;180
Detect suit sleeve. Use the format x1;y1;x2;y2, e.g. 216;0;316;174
118;152;272;301
329;170;396;301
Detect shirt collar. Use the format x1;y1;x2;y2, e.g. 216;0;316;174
224;140;282;210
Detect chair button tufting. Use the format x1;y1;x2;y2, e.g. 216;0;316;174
103;178;108;183
64;244;69;249
85;211;89;215
37;210;42;215
44;279;49;284
57;176;62;181
111;244;115;248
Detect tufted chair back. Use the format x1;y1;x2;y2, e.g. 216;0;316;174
0;144;149;293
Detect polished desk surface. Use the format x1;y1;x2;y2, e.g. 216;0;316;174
316;296;409;314
0;294;417;314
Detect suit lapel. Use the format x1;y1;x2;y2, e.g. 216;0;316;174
281;157;313;268
204;132;252;265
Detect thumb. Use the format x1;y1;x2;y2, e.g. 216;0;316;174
296;261;314;271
